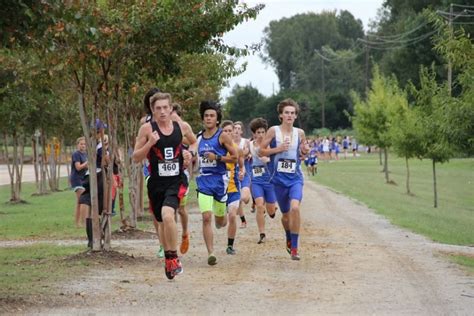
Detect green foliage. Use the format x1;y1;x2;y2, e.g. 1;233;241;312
410;66;453;164
225;84;265;126
352;65;404;149
261;10;365;129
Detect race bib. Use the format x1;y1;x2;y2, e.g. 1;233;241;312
277;159;296;174
158;159;179;177
252;166;265;177
200;156;217;168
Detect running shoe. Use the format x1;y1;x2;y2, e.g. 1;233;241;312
257;235;266;244
291;248;300;261
286;240;291;254
164;258;174;280
226;246;236;255
208;254;217;265
157;245;164;258
171;258;183;276
180;234;190;254
240;221;247;229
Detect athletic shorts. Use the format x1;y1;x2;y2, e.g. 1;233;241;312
198;192;227;217
79;172;104;214
241;173;251;189
73;185;85;192
147;179;187;222
251;182;276;204
273;182;303;213
227;191;241;206
196;174;229;203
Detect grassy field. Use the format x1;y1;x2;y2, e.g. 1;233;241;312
0;177;197;240
311;154;473;245
0;176;197;297
0;244;85;296
310;153;474;269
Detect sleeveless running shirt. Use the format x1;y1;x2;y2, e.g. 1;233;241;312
146;121;185;183
268;126;303;186
197;128;228;176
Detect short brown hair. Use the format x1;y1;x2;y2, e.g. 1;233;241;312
277;98;299;115
221;120;234;129
234;121;244;129
150;92;172;108
76;136;85;145
249;118;268;133
172;103;183;117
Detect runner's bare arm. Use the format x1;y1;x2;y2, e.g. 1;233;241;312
132;124;157;163
299;129;310;155
259;127;287;156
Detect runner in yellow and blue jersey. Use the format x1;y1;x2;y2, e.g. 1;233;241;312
221;121;245;255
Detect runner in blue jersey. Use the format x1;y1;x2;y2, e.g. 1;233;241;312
233;121;251;228
248;118;277;244
196;101;237;266
259;98;310;260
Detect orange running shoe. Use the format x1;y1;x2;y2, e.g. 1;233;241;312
180;234;190;254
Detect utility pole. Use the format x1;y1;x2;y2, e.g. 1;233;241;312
447;3;453;95
365;38;369;93
321;57;325;128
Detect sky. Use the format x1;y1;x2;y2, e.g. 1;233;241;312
221;0;385;100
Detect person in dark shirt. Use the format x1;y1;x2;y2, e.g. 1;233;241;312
70;136;88;227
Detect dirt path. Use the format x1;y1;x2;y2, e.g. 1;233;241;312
6;181;474;314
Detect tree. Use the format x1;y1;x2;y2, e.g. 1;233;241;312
35;1;264;250
390;103;423;195
261;10;365;129
410;66;453;208
225;84;265;127
352;65;404;184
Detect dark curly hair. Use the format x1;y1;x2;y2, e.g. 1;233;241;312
199;100;222;126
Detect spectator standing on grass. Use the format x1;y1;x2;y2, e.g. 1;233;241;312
71;136;88;227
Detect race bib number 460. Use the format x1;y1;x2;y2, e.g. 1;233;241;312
277;159;296;174
200;156;217;168
158;160;179;176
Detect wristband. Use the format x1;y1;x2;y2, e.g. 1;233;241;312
216;154;222;162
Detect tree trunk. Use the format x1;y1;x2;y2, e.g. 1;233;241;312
32;136;40;194
379;149;383;166
405;156;411;195
4;132;25;203
128;161;141;228
39;131;48;195
384;147;389;183
432;159;438;208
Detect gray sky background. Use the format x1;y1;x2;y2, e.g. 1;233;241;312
221;0;385;100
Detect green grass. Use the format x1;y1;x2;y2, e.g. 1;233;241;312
0;176;197;240
311;154;474;246
449;255;474;274
0;244;86;296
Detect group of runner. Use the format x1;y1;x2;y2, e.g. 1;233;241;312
132;89;310;280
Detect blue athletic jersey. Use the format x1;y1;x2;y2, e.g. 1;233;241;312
197;128;228;176
249;140;271;185
268;126;304;186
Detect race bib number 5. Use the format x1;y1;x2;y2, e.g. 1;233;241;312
158;159;179;176
277;159;296;174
